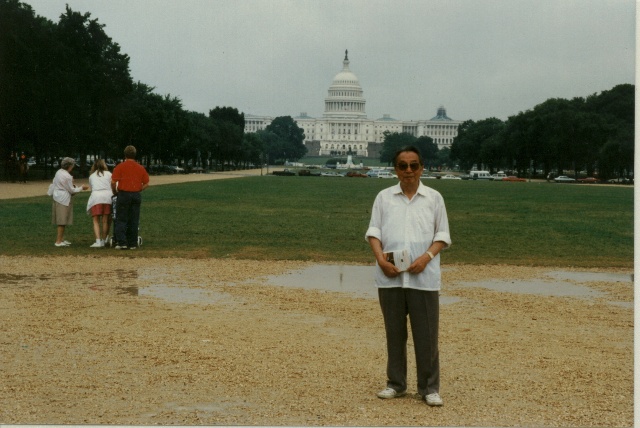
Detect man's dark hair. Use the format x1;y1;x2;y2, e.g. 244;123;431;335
393;146;424;166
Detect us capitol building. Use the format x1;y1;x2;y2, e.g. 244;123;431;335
244;50;462;159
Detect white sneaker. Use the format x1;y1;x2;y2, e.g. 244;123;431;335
425;392;443;406
90;242;102;248
377;387;406;399
100;239;105;247
54;242;69;247
62;240;71;245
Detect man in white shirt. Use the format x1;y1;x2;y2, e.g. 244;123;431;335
365;146;451;406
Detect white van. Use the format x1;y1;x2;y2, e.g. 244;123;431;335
470;171;492;180
491;172;508;180
377;170;396;179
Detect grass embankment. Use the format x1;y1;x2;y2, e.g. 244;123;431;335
0;177;633;268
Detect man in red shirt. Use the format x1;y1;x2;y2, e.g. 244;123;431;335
111;145;150;249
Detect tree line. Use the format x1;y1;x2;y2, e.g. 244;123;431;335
379;83;633;180
0;0;306;178
449;84;634;180
1;0;633;181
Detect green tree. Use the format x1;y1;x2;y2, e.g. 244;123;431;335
379;132;416;165
185;111;215;170
241;132;264;168
0;0;61;174
585;84;634;179
256;129;281;165
116;83;187;167
209;107;244;170
435;147;452;169
56;5;132;171
450;118;504;172
414;136;438;169
264;116;306;162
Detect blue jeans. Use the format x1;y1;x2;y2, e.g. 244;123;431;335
114;191;141;247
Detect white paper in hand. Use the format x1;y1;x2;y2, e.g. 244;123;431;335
384;249;411;271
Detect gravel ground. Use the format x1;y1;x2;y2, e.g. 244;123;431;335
0;172;634;426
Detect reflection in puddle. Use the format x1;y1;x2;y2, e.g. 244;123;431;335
545;271;632;283
261;265;632;308
461;279;607;298
117;284;235;305
461;270;633;308
262;265;461;304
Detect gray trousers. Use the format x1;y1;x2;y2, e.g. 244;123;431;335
378;287;440;396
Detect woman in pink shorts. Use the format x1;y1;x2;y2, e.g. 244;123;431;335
86;159;114;247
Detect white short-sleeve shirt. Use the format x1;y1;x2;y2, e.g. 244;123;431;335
365;182;451;291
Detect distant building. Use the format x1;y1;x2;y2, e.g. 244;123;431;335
244;50;462;158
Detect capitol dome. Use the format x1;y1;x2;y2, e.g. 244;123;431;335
323;50;367;119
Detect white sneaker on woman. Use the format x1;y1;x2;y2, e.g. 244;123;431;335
90;242;102;248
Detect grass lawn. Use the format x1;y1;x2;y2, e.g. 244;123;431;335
0;177;633;268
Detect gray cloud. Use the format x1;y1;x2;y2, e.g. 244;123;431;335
24;0;636;122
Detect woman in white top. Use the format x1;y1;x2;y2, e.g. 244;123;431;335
51;157;88;247
86;159;114;248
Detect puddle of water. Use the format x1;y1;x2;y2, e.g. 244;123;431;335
460;270;633;307
264;265;375;297
260;265;631;307
117;284;235;305
261;265;462;304
460;279;607;298
545;271;632;283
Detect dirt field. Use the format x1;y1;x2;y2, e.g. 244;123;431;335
0;172;634;426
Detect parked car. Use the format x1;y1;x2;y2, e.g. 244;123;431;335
345;171;368;177
577;177;598;184
377;171;396;179
440;174;461;180
366;170;380;178
608;177;633;184
490;173;508;180
421;171;436;179
501;176;526;182
470;171;492;180
164;165;185;174
554;175;576;183
272;169;296;176
149;165;174;175
320;171;342;177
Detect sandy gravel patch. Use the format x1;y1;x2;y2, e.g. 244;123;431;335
0;256;632;426
1;171;634;426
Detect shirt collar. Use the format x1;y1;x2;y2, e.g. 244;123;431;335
392;181;428;196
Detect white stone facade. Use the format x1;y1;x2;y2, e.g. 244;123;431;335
244;51;462;158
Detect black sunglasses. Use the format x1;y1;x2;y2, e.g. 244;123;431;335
396;162;422;171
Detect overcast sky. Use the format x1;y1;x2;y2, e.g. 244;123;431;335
24;0;636;122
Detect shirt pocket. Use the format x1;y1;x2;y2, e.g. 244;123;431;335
413;209;435;242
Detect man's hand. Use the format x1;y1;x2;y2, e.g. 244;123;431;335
380;260;402;278
406;253;431;274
